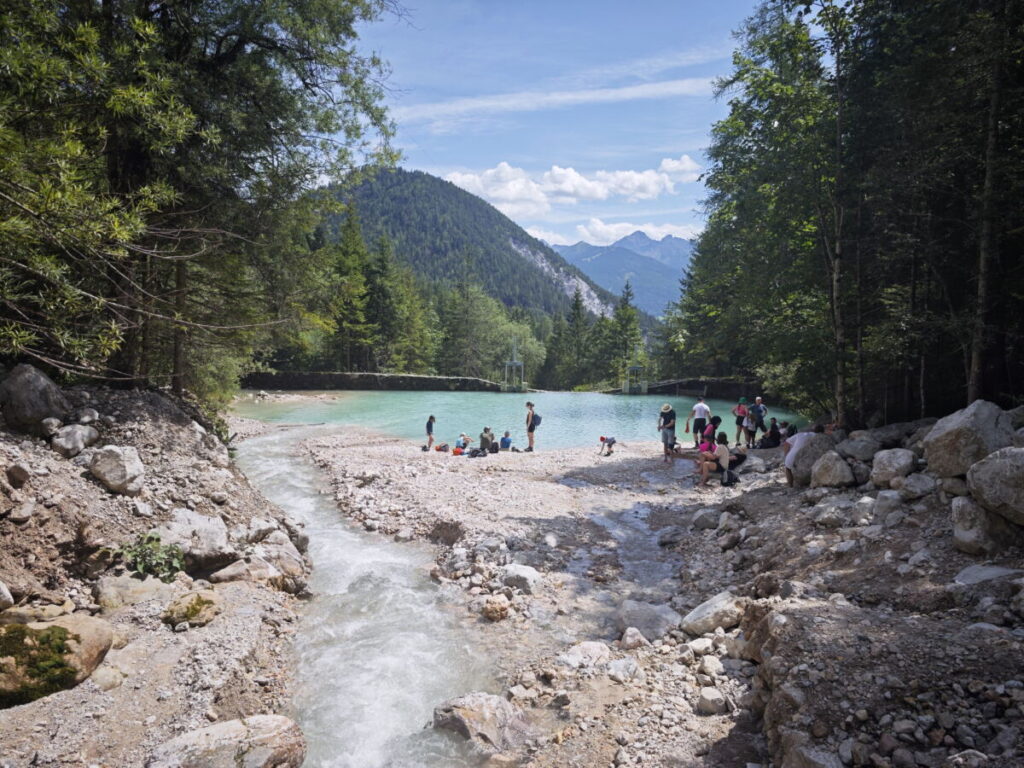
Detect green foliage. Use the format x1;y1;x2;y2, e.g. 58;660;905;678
0;0;395;401
118;533;185;583
663;0;1024;421
0;624;79;707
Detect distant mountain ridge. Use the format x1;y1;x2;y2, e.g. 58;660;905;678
554;232;694;316
335;169;617;317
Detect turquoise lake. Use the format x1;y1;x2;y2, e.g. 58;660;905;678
233;390;801;450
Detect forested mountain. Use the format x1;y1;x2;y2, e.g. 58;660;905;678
334;169;616;318
658;0;1024;423
555;244;681;316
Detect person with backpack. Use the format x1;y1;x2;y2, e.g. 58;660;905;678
525;401;540;452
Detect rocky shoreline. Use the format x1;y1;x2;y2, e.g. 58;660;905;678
0;365;310;767
301;399;1024;768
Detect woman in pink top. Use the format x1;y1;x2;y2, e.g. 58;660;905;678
731;397;748;445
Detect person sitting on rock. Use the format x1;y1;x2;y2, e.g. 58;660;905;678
500;431;513;450
698;432;732;487
479;427;494;452
756;419;782;449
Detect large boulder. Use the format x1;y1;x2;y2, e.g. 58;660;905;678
432;692;534;753
0;364;70;435
0;581;12;611
951;496;1024;556
836;437;882;462
923;400;1014;477
613;599;682;640
810;451;855;488
151;508;237;571
90;445;145;495
967;447;1024;527
791;434;838;487
94;573;177;611
0;614;113;707
146;715;306;768
51;424;100;458
680;591;746;636
869;448;916;488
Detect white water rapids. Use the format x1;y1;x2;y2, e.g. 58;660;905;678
234;426;494;767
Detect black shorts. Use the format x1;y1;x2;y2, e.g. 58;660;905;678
693;417;707;435
528;424;536;433
735;416;744;426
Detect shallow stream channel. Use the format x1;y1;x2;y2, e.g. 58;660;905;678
234;425;495;767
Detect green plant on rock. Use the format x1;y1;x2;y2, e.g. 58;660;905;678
0;624;79;708
117;533;185;583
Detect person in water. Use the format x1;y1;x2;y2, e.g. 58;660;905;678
425;415;436;449
525;401;538;452
598;436;618;455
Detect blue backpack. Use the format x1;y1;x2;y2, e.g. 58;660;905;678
532;413;542;427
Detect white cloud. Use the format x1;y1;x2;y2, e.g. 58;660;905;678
526;227;572;246
447;162;549;218
561;47;732;88
576;218;701;246
658;154;702;183
392;78;713;125
445;155;702;217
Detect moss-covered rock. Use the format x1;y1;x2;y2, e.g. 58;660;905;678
161;589;222;627
0;614;114;708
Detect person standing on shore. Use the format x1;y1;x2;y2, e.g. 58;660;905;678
525;401;538;452
749;396;768;439
657;403;676;463
426;415;436;449
685;397;712;449
731;397;748;445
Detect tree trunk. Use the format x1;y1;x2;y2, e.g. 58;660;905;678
967;52;1000;404
171;261;187;396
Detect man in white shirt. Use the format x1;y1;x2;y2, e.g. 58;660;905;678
685;397;712;449
782;424;824;486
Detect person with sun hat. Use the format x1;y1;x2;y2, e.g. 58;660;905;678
657;402;676;463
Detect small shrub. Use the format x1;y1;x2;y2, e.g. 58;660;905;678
118;533;185;583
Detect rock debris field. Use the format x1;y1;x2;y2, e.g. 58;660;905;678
1;364;1023;768
303;395;1024;768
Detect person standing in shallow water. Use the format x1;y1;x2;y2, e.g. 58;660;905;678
425;415;436;449
658;403;676;464
525;401;537;452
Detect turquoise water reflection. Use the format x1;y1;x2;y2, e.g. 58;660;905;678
233;390;801;450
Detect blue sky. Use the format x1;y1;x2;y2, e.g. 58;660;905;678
356;0;760;246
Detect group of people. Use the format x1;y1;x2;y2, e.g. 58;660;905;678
654;394;799;488
423;401;541;456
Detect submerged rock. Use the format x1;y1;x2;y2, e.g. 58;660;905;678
146;715;306;767
614;599;682;640
432;692;534;753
